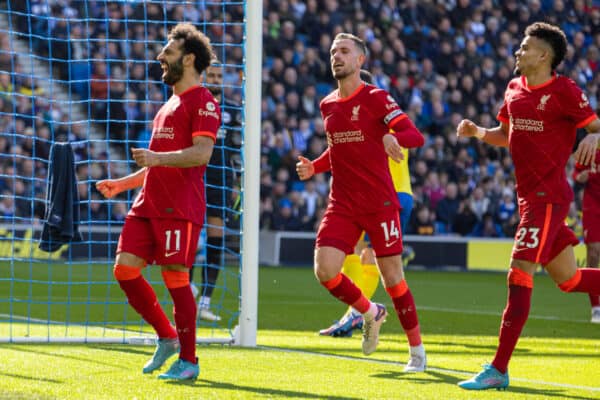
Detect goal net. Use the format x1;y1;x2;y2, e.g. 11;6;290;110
0;0;259;345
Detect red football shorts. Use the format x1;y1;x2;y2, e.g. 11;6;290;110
117;215;202;268
316;206;403;258
583;206;600;244
511;202;578;265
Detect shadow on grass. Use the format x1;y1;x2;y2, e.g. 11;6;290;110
165;378;362;400
2;345;130;369
372;369;596;399
496;386;597;400
90;344;153;357
372;369;459;385
0;371;62;384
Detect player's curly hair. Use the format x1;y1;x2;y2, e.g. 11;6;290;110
168;23;214;75
525;22;567;71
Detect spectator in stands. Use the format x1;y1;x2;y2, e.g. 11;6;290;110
270;198;302;231
469;187;491;221
472;212;503;238
0;190;15;218
411;204;435;236
452;200;479;236
435;182;460;234
496;188;517;226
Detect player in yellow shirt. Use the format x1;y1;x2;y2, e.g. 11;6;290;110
319;70;415;337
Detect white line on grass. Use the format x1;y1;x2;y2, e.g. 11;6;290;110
271;301;592;323
417;305;591;323
0;313;154;337
260;345;600;393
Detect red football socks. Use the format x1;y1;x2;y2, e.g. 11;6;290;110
321;273;370;313
117;276;177;339
386;280;421;346
168;285;197;364
565;268;600;295
492;284;532;374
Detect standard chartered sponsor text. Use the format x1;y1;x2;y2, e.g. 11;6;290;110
153;127;175;139
513;118;544;132
330;130;364;144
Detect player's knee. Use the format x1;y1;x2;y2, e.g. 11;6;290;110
360;248;375;265
161;269;190;289
558;269;582;293
507;267;533;288
113;264;142;281
315;267;334;284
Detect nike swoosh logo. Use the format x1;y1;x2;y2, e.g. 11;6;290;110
165;251;179;257
385;240;398;248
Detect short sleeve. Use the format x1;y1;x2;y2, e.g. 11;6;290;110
192;94;221;142
368;88;407;127
558;78;596;128
497;94;509;124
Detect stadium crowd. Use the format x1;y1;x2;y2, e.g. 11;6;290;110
258;0;599;238
1;0;599;239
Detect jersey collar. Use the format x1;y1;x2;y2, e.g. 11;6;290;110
336;82;366;102
521;73;557;91
177;85;202;97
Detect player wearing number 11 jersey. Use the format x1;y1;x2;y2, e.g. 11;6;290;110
456;22;600;391
96;24;220;381
296;33;426;372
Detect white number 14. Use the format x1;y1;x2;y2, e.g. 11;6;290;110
380;220;400;242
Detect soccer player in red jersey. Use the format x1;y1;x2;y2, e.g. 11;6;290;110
456;22;600;390
296;33;427;372
573;150;600;323
96;23;220;381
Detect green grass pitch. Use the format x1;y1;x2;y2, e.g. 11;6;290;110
1;264;599;399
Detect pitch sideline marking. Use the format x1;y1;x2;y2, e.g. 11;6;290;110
260;345;600;393
267;302;592;323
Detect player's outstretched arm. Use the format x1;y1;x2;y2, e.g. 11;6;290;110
131;135;214;168
96;168;147;199
457;119;509;147
296;156;316;181
574;118;600;166
296;148;331;180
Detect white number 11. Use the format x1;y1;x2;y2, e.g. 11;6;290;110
165;229;181;251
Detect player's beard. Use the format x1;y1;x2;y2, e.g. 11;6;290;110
333;68;351;80
208;85;221;97
162;55;184;85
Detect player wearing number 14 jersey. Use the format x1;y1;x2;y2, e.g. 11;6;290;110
96;24;220;381
456;22;600;391
296;33;426;372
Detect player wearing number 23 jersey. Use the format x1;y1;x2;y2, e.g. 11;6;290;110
497;74;595;264
457;23;600;390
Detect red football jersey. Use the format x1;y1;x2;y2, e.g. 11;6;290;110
130;85;220;224
498;75;596;204
320;83;406;215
